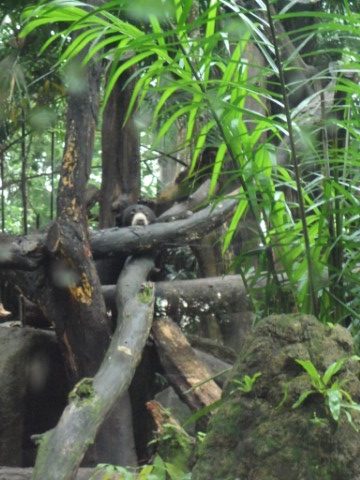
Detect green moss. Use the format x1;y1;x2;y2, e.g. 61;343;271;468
137;282;154;303
68;377;95;403
193;314;360;480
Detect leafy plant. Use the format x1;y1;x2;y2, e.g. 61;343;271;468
92;455;191;480
14;0;360;331
293;356;360;429
230;372;262;394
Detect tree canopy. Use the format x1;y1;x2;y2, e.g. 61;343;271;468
0;0;360;478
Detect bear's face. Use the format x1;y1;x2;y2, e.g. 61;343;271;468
119;205;156;227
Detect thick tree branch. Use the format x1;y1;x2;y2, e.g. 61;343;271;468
19;275;250;332
157;180;211;223
91;194;237;258
32;256;155;480
102;274;249;317
0;193;238;270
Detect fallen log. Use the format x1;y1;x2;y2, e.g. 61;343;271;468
193;349;232;386
102;274;249;315
18;275;251;330
187;335;237;364
152;317;222;411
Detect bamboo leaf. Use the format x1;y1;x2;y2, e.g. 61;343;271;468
103;51;155;108
156;104;194;142
296;359;322;389
189;120;216;175
209;143;227;196
222;194;248;253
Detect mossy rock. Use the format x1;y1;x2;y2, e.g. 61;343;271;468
192;314;360;480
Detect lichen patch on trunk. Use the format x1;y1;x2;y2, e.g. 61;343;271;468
69;273;93;304
61;125;77;190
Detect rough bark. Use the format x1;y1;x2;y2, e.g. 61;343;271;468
99;70;140;228
0;467;94;480
43;218;110;380
91;193;238;258
152;318;222;411
193;349;232;387
0;191;238;270
32;256;155;480
23;18;140;470
0;234;44;270
102;274;250;317
9;275;253;350
187;335;237;364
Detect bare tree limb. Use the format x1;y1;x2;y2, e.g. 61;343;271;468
157;180;210;223
102;274;249;316
91;194;237;258
21;275;251;334
0;193;238;270
32;256;155;480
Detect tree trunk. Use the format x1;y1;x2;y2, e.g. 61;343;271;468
99;69;140;228
32;257;154;480
40;57;109;380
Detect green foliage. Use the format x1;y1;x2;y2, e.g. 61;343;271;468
7;0;360;333
92;454;191;480
293;356;360;429
0;4;68;234
230;372;262;394
150;421;193;470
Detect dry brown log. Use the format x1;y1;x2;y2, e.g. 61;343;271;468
152;317;222;411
